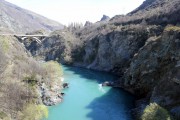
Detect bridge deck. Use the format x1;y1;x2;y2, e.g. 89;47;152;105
0;34;48;37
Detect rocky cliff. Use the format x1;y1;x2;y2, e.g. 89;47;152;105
111;0;180;26
122;27;180;119
20;0;180;119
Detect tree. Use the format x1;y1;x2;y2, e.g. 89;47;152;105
67;22;84;32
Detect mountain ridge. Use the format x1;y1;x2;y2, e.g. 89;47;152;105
0;0;64;34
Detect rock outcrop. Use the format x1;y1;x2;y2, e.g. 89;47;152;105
123;28;180;96
100;15;110;22
122;27;180;119
111;0;180;26
40;82;63;106
78;25;162;73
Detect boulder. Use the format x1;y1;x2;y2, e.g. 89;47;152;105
62;83;69;88
102;81;114;86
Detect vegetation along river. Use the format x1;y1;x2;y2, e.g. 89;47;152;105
45;65;135;120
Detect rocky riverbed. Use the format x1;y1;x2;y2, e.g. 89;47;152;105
38;77;67;106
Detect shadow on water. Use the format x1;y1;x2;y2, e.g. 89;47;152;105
85;88;135;120
63;65;118;84
62;65;135;120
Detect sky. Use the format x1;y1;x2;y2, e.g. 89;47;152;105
5;0;145;25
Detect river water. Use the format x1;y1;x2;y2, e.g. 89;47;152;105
45;65;134;120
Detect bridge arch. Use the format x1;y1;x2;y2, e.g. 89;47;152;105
20;37;42;44
14;35;48;44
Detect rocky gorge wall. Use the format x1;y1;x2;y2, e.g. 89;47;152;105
23;25;180;119
20;0;180;119
76;25;180;119
122;27;180;119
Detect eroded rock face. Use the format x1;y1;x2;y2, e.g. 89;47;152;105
74;25;162;75
122;29;180;117
151;67;180;116
123;29;179;93
82;28;148;73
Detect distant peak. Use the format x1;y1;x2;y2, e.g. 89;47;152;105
100;15;110;21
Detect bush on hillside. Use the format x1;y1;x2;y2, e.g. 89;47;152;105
0;44;7;74
0;36;10;53
23;74;38;87
43;61;63;88
141;103;171;120
43;61;63;77
20;104;48;120
0;111;9;120
165;25;180;32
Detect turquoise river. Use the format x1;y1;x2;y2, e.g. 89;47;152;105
45;65;135;120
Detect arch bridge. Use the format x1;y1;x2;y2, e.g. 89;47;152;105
14;34;48;44
0;34;48;44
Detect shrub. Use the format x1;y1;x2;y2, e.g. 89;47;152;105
43;61;63;79
0;111;9;119
23;74;38;87
43;61;63;77
0;44;7;73
20;104;48;120
42;61;63;88
0;36;10;53
165;25;180;32
141;103;171;120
